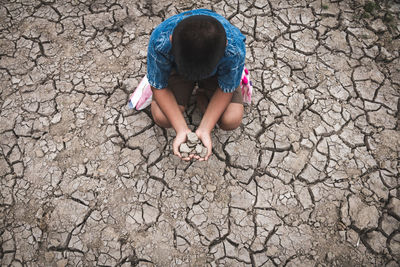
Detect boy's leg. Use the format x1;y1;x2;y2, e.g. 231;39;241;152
218;88;244;130
197;76;244;131
151;71;195;128
151;101;185;128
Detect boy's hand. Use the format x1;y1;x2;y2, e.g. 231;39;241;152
195;89;232;161
173;129;193;161
195;128;212;161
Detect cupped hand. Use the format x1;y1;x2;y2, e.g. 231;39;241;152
195;128;212;161
172;129;193;161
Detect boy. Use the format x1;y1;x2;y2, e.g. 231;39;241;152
147;9;246;161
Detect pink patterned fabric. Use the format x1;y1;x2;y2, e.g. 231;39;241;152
129;76;153;110
241;67;253;104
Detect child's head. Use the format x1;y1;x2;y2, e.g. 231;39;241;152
172;15;226;81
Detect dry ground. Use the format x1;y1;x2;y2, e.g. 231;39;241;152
1;0;399;266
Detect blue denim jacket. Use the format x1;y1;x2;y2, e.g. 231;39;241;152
147;9;246;93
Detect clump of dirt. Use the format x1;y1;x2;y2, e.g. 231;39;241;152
371;129;400;162
179;132;207;158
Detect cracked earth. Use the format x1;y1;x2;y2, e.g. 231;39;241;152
0;0;399;266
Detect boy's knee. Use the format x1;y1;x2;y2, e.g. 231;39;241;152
151;101;186;128
154;114;171;128
220;116;242;130
219;104;243;131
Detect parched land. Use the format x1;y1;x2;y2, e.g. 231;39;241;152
0;0;399;266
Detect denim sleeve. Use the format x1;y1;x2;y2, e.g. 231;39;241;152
147;32;172;89
217;44;245;93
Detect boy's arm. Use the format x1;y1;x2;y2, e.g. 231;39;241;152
151;87;191;157
196;89;233;160
152;86;189;133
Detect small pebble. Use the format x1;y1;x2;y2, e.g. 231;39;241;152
195;144;203;154
187;132;199;144
326;252;335;262
187;141;197;148
178;133;208;159
35;149;44;158
206;184;217;192
179;143;192;153
200;147;208;158
51;113;62;124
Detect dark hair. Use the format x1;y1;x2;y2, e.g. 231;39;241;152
172;15;227;81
